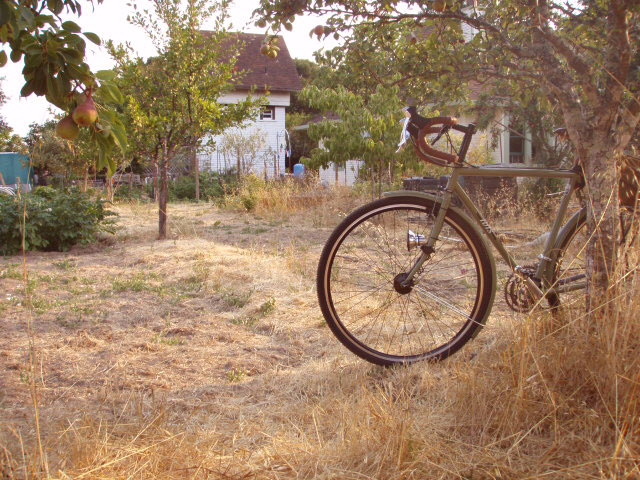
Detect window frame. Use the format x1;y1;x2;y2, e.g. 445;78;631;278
259;106;276;121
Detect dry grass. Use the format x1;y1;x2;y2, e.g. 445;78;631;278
0;185;638;479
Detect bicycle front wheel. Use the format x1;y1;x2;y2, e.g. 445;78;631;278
317;196;495;366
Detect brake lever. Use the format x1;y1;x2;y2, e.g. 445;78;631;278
430;125;450;146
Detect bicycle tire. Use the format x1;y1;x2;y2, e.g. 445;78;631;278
547;207;587;309
317;195;495;366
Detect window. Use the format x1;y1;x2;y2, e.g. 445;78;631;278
260;106;276;120
509;126;524;164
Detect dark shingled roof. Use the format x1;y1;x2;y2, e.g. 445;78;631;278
202;32;303;93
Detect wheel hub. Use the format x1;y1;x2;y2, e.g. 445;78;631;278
393;273;414;295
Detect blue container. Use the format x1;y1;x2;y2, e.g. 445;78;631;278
293;163;305;177
0;153;31;186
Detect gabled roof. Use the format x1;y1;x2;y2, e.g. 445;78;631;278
203;32;303;93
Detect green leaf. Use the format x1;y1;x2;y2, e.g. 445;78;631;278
110;123;128;151
61;21;81;33
48;0;64;15
96;69;116;81
0;2;12;26
83;32;101;46
99;83;124;105
20;79;35;97
0;50;7;67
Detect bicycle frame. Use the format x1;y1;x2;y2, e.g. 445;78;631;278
394;165;585;300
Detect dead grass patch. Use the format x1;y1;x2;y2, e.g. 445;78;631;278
0;190;638;479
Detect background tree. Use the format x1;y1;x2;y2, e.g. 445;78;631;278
0;0;126;170
301;84;419;197
286;58;324;165
113;0;259;239
255;0;640;305
26;119;100;190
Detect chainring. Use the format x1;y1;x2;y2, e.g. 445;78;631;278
504;265;539;313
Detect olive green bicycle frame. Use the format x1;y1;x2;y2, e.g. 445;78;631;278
398;165;586;300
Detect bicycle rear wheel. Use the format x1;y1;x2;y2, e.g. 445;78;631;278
317;196;495;366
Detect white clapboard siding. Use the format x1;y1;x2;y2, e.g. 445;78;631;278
319;160;364;186
198;93;290;178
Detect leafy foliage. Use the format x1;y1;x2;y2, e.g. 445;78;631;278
300;84;421;188
0;187;116;255
0;0;126;172
111;0;261;237
26;118;100;180
169;171;237;201
255;0;640;298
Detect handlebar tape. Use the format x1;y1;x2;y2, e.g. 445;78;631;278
406;109;460;166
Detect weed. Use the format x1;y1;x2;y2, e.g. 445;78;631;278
230;316;256;328
53;259;76;270
0;265;22;280
240;226;269;235
55;314;82;329
226;368;247;383
258;297;276;316
223;290;252;308
112;272;160;293
153;334;185;346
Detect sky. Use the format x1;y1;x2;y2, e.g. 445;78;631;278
0;0;336;136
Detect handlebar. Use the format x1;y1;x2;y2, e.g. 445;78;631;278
398;106;476;167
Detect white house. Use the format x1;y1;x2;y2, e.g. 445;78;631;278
197;33;302;178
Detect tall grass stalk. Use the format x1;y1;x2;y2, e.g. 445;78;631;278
17;181;48;477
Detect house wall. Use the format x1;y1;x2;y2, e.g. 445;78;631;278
456;112;533;165
319;160;364;187
198;92;291;178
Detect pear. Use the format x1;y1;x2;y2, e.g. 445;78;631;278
72;96;98;127
56;116;79;140
433;0;447;12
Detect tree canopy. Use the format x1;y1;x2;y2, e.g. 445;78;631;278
255;0;640;301
112;0;260;238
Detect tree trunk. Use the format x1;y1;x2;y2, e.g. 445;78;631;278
83;165;88;193
582;144;620;311
192;146;200;201
106;175;113;202
158;137;169;240
153;152;160;203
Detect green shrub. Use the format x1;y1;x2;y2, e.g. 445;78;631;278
169;171;237;201
0;187;117;256
114;185;147;202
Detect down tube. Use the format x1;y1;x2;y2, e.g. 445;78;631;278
452;183;519;271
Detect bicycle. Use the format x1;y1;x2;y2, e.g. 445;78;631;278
316;106;588;366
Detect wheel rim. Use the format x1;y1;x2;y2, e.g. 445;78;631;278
323;203;485;361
